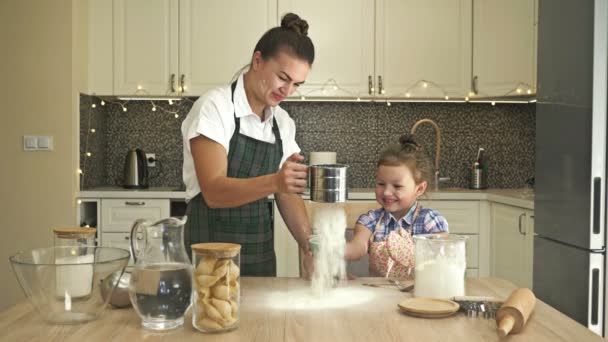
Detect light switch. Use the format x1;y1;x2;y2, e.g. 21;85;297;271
23;136;38;150
37;136;53;150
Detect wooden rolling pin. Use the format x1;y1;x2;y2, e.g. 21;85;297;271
495;288;536;337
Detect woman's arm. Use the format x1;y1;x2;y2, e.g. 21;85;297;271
344;223;373;261
191;135;307;208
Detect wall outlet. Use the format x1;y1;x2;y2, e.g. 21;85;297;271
146;153;156;167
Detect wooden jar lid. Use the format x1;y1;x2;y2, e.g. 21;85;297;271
53;227;97;237
398;298;460;318
191;242;241;258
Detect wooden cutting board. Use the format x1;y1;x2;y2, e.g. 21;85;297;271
398;298;460;318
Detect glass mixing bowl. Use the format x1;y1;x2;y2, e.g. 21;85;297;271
9;246;130;324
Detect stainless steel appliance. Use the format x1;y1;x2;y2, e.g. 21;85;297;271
534;0;607;336
123;148;149;189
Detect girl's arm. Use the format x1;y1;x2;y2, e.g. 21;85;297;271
344;223;373;261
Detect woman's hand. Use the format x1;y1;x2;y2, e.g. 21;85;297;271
275;153;308;194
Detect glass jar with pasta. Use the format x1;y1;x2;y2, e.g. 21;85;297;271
191;242;241;333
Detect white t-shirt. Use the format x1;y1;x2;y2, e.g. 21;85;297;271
181;73;301;202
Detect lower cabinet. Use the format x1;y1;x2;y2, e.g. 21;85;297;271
490;203;534;288
274;199;489;278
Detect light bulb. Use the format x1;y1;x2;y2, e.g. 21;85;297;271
445;95;449;100
122;106;127;112
183;85;188;91
174;114;179;118
91;103;96;108
86;152;92;157
387;101;391;107
178;87;183;92
422;82;428;88
332;85;338;90
405;93;411;98
100;100;105;106
516;88;522;94
468;91;475;97
370;87;375;92
381;89;385;94
152;106;157;112
90;128;96;133
465;96;469;101
491;101;496;106
168;99;174;105
356;97;361;101
137;85;143;90
77;199;82;205
527;89;532;94
301;96;306;101
77;169;83;174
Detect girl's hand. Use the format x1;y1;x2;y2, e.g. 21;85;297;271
276;153;308;194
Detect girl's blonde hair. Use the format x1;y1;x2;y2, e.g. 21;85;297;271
378;134;434;185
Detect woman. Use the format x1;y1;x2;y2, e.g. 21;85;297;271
181;13;314;277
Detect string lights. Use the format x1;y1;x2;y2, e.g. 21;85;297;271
290;78;535;105
78;85;194;188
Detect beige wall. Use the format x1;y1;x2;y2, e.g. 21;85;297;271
0;0;84;310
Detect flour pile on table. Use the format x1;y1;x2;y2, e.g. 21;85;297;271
311;204;347;295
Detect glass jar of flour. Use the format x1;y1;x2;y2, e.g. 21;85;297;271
53;227;97;299
192;242;241;333
413;234;467;299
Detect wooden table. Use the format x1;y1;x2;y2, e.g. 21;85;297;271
0;277;602;341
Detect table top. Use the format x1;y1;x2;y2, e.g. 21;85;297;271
0;277;599;341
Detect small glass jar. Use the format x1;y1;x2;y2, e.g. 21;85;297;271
191;242;241;333
413;234;467;299
53;227;97;249
52;227;97;299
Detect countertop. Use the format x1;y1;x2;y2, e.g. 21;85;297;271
0;277;598;341
78;187;534;209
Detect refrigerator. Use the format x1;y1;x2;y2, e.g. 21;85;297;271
534;0;607;336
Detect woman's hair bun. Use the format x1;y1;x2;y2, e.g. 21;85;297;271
399;134;420;150
281;12;309;36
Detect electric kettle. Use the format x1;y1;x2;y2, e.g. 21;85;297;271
123;148;149;189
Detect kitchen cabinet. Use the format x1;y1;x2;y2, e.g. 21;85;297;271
472;0;537;96
279;0;472;98
274;199;489;278
490;202;534;288
98;0;276;95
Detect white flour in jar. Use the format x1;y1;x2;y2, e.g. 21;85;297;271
310;204;347;296
414;257;466;299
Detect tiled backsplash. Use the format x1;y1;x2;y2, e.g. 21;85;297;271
79;95;535;190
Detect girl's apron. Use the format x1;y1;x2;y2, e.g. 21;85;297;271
185;81;282;276
368;206;420;278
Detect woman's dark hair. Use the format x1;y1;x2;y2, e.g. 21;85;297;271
378;134;434;185
252;13;315;65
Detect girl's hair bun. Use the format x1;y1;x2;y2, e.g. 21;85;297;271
398;134;420;150
281;13;309;36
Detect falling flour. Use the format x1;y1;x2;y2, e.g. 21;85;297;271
311;204;347;296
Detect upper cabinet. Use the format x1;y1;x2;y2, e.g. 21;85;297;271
179;0;276;95
277;0;375;97
90;0;276;96
472;0;537;97
376;0;472;98
113;0;178;95
86;0;537;98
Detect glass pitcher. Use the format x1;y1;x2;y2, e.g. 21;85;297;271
413;234;467;299
128;217;193;330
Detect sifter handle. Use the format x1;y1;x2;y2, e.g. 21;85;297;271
498;315;516;337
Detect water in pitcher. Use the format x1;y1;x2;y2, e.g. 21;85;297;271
129;263;192;322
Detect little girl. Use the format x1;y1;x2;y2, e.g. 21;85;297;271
344;134;448;278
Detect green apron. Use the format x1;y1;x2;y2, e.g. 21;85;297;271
185;81;282;276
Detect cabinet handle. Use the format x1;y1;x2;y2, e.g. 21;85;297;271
180;74;185;93
472;75;478;95
378;75;384;95
368;75;374;95
518;213;526;235
125;201;145;206
170;74;176;93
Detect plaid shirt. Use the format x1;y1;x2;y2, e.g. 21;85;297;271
357;202;449;242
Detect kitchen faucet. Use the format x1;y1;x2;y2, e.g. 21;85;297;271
410;119;450;191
